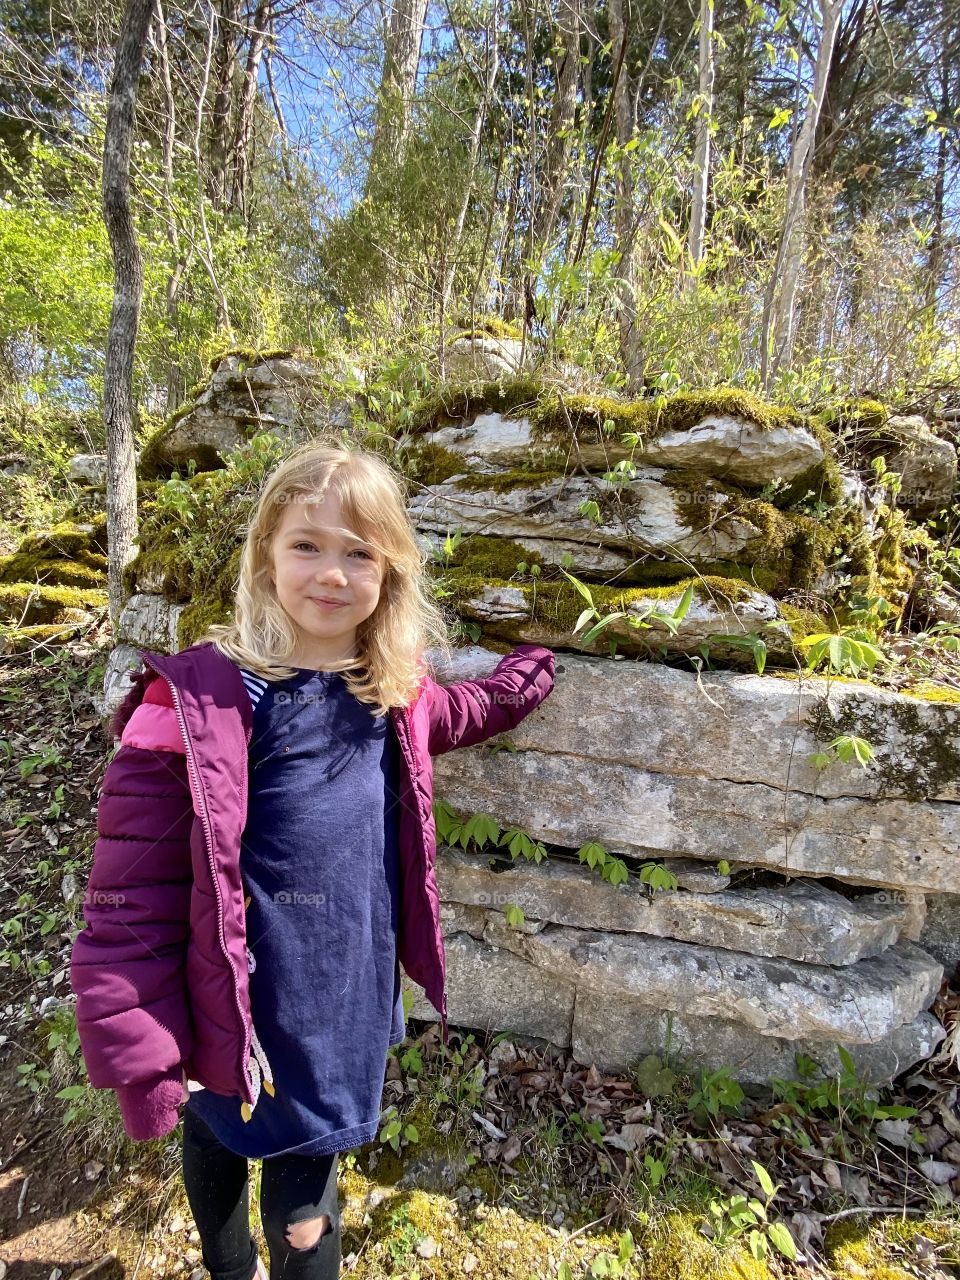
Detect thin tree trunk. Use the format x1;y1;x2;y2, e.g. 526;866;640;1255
532;0;581;252
103;0;155;627
440;0;501;321
926;28;950;311
607;0;640;384
759;0;843;389
230;0;271;219
152;0;187;412
264;37;293;186
367;0;428;182
209;0;239;208
687;0;715;275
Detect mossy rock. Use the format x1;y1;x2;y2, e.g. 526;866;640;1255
139;425;229;481
528;386;807;451
0;582;108;625
409;376;545;434
177;595;235;650
0;621;87;653
809;684;960;801
0;553;106;589
402;441;472;487
450;316;524;342
207;345;297;374
18;518;106;559
451;465;570;494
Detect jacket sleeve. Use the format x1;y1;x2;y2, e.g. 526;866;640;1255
69;677;194;1142
425;643;556;756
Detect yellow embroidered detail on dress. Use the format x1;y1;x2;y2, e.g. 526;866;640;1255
241;1019;277;1122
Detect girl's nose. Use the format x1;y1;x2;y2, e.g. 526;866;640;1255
315;559;348;585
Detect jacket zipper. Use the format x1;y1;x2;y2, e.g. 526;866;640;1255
391;704;450;1040
139;654;254;1104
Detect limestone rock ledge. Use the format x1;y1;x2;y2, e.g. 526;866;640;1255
403;930;945;1085
436;846;913;966
431;649;960;892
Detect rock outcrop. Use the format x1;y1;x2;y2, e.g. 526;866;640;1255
52;351;959;1086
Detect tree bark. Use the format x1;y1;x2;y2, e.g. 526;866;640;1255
209;0;239;209
607;0;641;384
532;0;581;253
367;0;428;182
102;0;155;628
687;0;715;274
230;0;271;220
759;0;843;389
440;0;501;322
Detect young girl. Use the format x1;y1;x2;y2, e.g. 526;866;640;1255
70;438;556;1280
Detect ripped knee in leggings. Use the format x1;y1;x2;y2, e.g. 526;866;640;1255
284;1214;332;1251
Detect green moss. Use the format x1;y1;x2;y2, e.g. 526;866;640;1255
0;553;106;588
409;376;544;433
658;469;744;534
898;681;960;705
809;686;960;801
776;448;847;511
448;569;753;635
819;398;890;433
641;1210;772;1279
208;346;296;374
528;386;805;450
779;601;832;643
824;1213;959;1278
0;621;87;652
451;466;568;493
0;582;108;625
451;315;524;342
18;520;104;559
403;441;470;487
447;535;544;579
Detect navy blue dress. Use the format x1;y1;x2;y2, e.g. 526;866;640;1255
186;663;406;1158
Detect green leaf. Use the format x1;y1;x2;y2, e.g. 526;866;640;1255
767;1222;798;1260
751;1159;775;1197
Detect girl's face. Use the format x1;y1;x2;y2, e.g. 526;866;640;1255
269;489;384;669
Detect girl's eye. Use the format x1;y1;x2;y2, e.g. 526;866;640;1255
293;542;372;559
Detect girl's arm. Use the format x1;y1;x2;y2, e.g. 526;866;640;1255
424;643;556;756
70;679;195;1142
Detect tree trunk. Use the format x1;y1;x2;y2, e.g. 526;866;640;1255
230;0;271;220
759;0;843;389
607;0;640;385
532;0;581;253
102;0;155;628
209;0;239;208
926;25;951;311
440;0;501;321
367;0;428;183
152;0;188;413
687;0;715;274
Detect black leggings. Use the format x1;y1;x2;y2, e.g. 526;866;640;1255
181;1106;341;1280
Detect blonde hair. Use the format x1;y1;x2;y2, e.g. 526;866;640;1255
200;437;453;716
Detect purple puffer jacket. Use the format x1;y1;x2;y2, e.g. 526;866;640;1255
70;640;555;1142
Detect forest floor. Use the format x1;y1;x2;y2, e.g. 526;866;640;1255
2;632;960;1280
